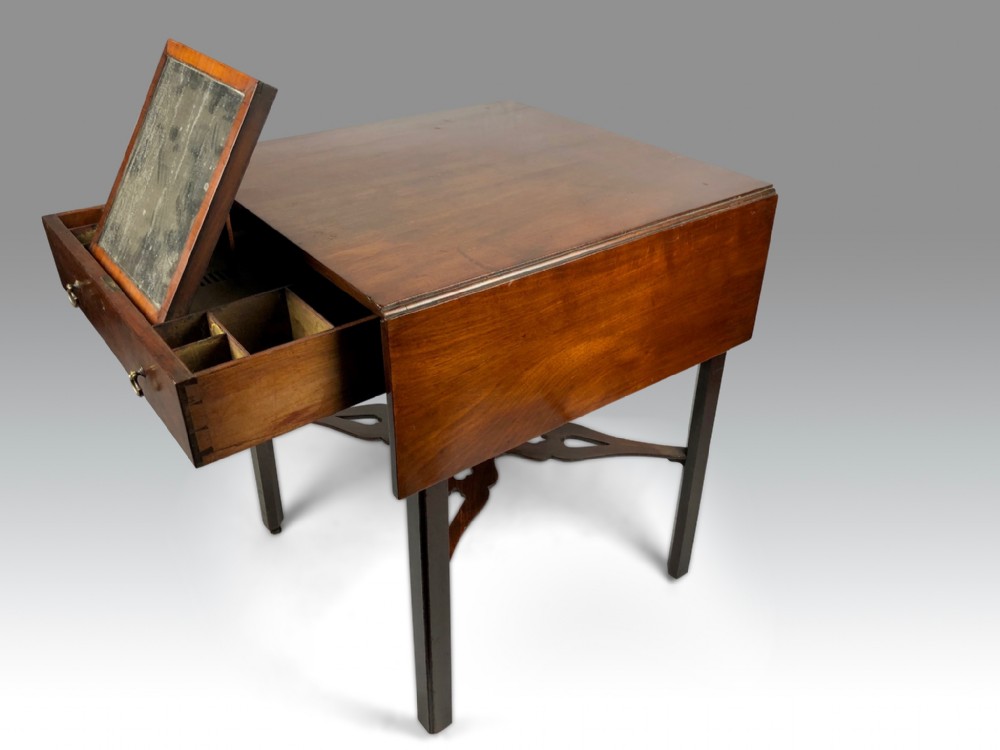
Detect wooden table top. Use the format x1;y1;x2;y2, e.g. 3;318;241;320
237;101;773;316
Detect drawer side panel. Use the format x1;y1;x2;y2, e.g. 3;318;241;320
190;317;385;464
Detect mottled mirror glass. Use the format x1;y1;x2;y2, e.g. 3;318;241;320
98;57;244;309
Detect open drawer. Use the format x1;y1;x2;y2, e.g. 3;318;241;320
43;205;386;467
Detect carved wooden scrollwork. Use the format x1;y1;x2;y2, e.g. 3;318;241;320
318;404;684;464
315;404;391;443
507;422;686;463
315;404;684;558
447;459;499;557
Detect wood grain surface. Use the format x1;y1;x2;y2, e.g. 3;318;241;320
385;194;777;498
186;315;384;465
237;102;773;315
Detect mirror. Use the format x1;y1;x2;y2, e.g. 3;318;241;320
90;40;276;323
97;57;244;310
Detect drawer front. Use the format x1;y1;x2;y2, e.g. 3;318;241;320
183;316;384;465
44;208;195;462
44;207;386;468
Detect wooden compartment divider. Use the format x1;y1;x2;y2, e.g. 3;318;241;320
174;334;238;372
206;289;333;354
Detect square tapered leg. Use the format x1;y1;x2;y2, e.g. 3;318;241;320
251;440;284;534
407;480;453;733
668;353;726;578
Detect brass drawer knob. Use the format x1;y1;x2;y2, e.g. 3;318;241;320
128;368;146;397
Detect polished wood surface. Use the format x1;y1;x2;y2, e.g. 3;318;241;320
237;102;773;315
385;195;776;497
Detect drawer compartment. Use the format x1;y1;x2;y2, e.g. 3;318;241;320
173;334;245;371
44;205;386;467
203;289;332;353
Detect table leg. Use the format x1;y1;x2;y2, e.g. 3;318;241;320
667;353;726;579
251;440;284;534
407;479;453;733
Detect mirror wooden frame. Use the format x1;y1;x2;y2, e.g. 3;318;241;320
90;39;276;323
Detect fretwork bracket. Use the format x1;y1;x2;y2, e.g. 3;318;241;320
446;459;498;557
506;422;685;463
315;405;391;444
316;404;686;464
315;404;686;556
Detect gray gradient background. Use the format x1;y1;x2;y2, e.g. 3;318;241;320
2;2;997;747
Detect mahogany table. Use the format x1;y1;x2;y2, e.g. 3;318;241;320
45;101;777;734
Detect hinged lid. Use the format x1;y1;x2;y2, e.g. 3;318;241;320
90;39;276;323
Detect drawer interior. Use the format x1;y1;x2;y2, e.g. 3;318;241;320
51;203;387;466
65;203;378;378
156;289;336;371
173;334;245;371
